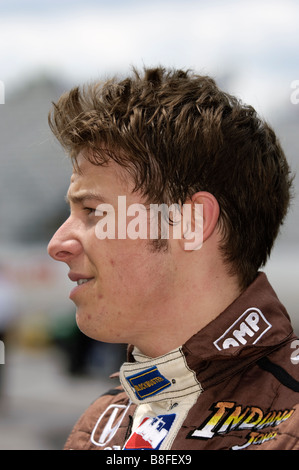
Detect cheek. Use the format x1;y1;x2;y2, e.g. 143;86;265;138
91;237;174;304
109;248;172;298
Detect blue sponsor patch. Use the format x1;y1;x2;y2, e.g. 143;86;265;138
126;366;171;400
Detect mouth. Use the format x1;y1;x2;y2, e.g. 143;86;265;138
68;272;94;283
68;272;95;299
76;278;93;286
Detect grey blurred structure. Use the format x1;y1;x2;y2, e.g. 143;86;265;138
0;76;71;244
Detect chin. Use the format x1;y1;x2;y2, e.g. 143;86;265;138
75;310;95;338
75;310;120;344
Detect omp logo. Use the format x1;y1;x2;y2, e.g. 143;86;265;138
214;308;272;351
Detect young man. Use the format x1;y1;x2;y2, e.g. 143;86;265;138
47;67;299;450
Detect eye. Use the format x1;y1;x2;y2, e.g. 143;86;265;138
83;207;96;216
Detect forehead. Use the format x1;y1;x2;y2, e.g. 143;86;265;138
69;151;131;197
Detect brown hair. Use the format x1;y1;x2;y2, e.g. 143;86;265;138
48;67;293;289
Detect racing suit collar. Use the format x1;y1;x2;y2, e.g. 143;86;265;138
119;346;203;405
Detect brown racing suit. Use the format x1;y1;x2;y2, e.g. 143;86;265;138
64;272;299;450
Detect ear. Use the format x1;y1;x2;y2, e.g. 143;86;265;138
179;192;219;251
191;191;220;242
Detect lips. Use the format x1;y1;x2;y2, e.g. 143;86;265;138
68;272;94;283
68;272;95;299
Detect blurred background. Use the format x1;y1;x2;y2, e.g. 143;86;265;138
0;0;298;450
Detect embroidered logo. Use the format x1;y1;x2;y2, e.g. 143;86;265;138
188;400;294;450
213;307;272;351
124;414;176;450
126;366;171;400
90;403;130;447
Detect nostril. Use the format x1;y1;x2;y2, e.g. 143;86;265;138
56;250;73;260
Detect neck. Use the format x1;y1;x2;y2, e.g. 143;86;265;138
131;228;243;358
134;264;241;358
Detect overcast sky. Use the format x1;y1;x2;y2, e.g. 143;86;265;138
0;0;298;116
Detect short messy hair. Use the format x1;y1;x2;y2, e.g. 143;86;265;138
48;66;293;289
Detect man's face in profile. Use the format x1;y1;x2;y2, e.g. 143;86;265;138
47;151;178;347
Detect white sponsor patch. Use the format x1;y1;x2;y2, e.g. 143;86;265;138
214;307;272;351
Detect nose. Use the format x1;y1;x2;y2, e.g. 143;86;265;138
47;217;83;263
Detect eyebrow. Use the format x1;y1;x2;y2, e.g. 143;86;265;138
65;191;107;206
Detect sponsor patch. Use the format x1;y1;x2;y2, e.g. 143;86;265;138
214;307;272;351
126;366;171;400
188;400;294;450
124;414;176;450
90;403;130;447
